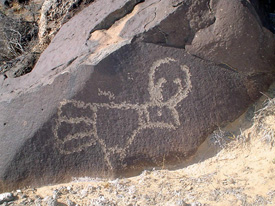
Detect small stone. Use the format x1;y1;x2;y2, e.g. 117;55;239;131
66;198;75;206
185;185;193;191
80;189;88;198
47;197;57;206
191;202;202;206
34;198;42;206
0;193;14;204
52;189;59;199
175;199;189;206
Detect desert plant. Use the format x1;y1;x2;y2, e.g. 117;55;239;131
210;128;228;149
253;97;275;146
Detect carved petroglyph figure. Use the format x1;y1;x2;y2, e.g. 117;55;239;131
53;58;192;169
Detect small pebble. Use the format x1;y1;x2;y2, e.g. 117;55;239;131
47;197;57;206
191;202;202;206
0;193;14;204
66;198;76;206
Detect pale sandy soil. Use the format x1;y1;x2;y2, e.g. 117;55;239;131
6;95;275;206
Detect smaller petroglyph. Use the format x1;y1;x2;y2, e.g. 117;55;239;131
53;58;192;170
22;121;28;127
127;72;134;80
98;88;116;100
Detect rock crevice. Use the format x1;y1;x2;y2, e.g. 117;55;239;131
90;0;145;37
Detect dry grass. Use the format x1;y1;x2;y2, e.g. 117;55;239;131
253;97;275;146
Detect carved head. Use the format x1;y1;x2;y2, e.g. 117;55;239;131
148;58;192;107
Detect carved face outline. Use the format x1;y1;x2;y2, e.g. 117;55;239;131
53;57;192;170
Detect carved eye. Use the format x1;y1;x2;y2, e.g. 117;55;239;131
147;106;176;125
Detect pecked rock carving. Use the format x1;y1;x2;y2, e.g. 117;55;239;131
54;58;192;169
0;0;274;192
0;40;272;192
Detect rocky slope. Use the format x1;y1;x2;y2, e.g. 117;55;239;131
0;0;275;194
1;83;274;206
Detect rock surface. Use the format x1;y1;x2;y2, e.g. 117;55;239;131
4;95;275;206
38;0;95;46
0;0;274;192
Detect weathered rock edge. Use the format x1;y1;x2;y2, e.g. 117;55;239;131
0;0;274;192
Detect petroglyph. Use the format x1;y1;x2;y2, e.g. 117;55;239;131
98;88;116;100
53;58;192;169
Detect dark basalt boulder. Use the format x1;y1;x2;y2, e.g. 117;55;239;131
0;0;274;192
